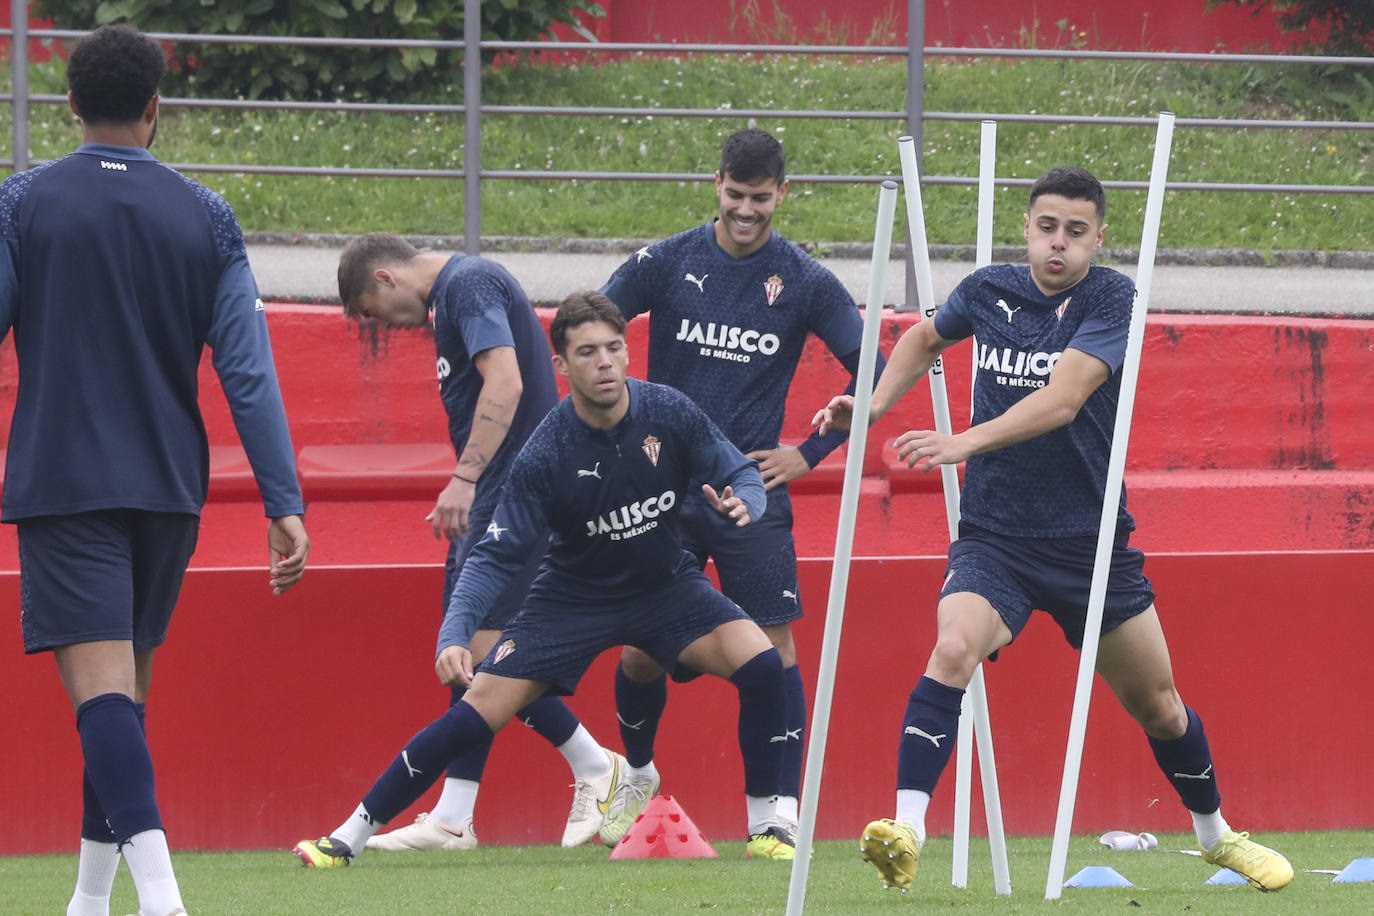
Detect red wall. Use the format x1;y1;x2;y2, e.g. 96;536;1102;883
3;552;1369;854
571;1;1293;53
3;306;1372;850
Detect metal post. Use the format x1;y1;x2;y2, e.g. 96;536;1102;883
12;0;30;172
462;0;481;254
900;0;925;314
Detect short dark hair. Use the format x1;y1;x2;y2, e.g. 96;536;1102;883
719;128;786;185
67;25;166;126
550;291;626;356
1030;166;1106;220
337;233;422;317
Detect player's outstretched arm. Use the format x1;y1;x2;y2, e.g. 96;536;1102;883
814;318;955;435
435;644;475;687
267;514;309;595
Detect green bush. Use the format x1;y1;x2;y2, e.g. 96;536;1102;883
33;0;606;100
1206;0;1374;53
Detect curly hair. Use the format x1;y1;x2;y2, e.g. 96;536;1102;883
719;128;786;185
67;25;166;125
1030;166;1107;221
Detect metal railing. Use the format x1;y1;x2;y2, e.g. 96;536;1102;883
5;0;1373;255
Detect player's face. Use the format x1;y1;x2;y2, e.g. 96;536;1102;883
355;276;430;329
714;172;788;258
1023;194;1105;295
555;320;630;420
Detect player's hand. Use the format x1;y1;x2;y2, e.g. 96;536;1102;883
435;645;475;687
702;483;751;527
746;445;812;491
428;475;476;540
267;514;309;595
812;395;855;434
894;429;972;472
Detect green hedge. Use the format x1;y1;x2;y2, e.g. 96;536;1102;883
34;0;606;99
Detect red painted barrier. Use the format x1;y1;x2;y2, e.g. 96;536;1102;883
4;552;1369;854
565;0;1291;53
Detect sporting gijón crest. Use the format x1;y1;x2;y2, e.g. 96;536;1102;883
641;434;661;467
765;274;784;306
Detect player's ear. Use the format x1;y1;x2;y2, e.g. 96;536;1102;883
775;178;789;204
1095;221;1107;248
372;267;398;289
552;352;568;378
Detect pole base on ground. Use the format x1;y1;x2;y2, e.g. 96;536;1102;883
607;795;718;860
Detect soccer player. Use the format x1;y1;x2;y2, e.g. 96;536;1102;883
814;166;1294;893
294;291;795;866
0;26;310;916
334;234;623;849
596;127;882;844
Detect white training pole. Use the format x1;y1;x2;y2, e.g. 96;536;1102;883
952;118;1000;889
1044;111;1176;900
898;134;1011;898
785;180;898;916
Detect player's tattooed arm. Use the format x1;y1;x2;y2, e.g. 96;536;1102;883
429;345;524;540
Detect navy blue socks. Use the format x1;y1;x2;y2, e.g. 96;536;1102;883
895;676;964;794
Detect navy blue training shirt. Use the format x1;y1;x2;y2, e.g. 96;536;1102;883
601;221;869;469
0;143;301;521
933;263;1136;538
437;378;765;652
429;254;558;505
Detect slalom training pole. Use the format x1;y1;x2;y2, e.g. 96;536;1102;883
1044;111;1176;901
785;180;898;916
898;133;1010;896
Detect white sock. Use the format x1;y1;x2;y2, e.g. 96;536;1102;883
68;838;120;916
431;778;481;825
558;727;612;780
776;796;799;827
746;794;779;835
331;803;382;855
895;789;931;843
626;761;658;783
1192;808;1231;851
119;830;182;916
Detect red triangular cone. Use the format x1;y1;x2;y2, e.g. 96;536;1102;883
607;794;718;859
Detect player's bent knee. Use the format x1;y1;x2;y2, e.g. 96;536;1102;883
926;634;980;687
620;645;666;682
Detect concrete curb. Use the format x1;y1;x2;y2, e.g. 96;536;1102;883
243;231;1374;270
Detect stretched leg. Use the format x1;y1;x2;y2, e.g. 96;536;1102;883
295;674;545;867
677;619;791;858
863;591;1011;891
1097;605;1292;891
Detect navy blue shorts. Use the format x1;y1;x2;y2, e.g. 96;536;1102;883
940;522;1155;651
17;510;200;654
443;498;545;632
475;557;750;695
681;487;801;627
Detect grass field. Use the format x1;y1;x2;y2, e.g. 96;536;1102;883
4;830;1371;914
3;52;1372;252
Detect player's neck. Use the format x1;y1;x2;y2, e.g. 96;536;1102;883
572;388;630;430
81;125;148;149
